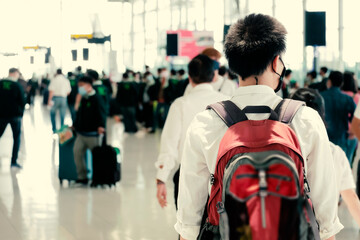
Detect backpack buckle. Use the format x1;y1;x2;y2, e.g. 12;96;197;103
216;201;225;214
303;168;311;194
210;174;215;185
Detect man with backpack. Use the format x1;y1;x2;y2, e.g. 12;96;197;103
175;14;342;240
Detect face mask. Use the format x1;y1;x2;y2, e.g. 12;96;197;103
273;57;286;93
78;86;87;96
146;76;153;81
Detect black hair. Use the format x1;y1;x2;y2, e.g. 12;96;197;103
342;71;357;93
157;68;162;74
329;71;343;87
170;69;177;76
86;69;99;81
76;66;82;71
67;72;73;77
307;70;317;79
228;70;238;80
188;54;215;84
178;69;185;76
291;88;326;124
144;71;152;78
320;67;328;74
224;13;287;80
56;69;62;75
285;69;292;77
123;73;129;79
9;68;19;74
78;76;93;85
218;66;228;76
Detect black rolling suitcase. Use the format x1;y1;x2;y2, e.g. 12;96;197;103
91;135;121;187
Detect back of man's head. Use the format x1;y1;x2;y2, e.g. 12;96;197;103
291;88;325;123
285;69;292;78
188;54;214;84
219;66;228;76
56;69;62;75
224;13;287;80
9;68;19;74
86;69;99;81
320;67;328;75
201;48;221;60
329;71;343;87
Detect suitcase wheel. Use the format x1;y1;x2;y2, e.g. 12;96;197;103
59;179;63;186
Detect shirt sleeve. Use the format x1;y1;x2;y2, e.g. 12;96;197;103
334;144;356;191
174;119;210;240
291;107;343;239
155;100;183;182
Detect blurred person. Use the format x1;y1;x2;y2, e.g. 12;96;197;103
87;69;110;116
156;55;229;210
116;73;139;133
164;69;182;105
67;72;78;122
73;76;106;184
48;69;71;133
176;14;341;240
342;71;360;163
292;88;360;228
101;71;113;98
321;71;356;156
218;66;228;79
184;48;237;96
309;66;329;92
304;70;317;87
177;69;189;96
143;71;156;132
0;68;26;168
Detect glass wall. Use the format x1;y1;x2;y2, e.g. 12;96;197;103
105;0;356;85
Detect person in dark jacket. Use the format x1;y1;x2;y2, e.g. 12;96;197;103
0;68;26;168
86;69;110;116
321;71;356;154
116;73;139;133
73;76;106;184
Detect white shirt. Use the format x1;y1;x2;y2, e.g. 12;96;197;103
330;142;355;194
184;76;237;97
175;85;343;240
155;83;229;182
48;74;71;97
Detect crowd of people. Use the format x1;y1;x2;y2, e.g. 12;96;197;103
1;12;360;240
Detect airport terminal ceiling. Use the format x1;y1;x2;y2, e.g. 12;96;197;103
1;0;360;85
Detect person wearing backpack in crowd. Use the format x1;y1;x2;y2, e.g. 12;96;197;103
73;76;106;185
87;69;110;116
155;54;229;210
175;14;342;240
321;71;356;159
48;69;71;133
0;68;26;169
291;87;360;228
116;73;139;133
309;67;329;92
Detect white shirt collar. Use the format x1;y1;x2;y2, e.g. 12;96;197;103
233;84;276;97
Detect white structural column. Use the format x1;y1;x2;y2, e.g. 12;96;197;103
130;0;135;68
339;0;344;71
203;0;206;29
272;0;276;17
302;0;307;85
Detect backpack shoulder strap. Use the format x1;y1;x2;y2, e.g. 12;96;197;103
274;99;305;124
206;101;248;127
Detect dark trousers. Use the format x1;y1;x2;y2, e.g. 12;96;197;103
173;168;180;210
68;104;76;124
143;102;154;130
0;117;22;165
120;106;138;133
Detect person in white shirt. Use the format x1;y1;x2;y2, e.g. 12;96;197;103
155;54;229;209
175;14;342;240
184;48;237;97
292;88;360;228
48;69;71;133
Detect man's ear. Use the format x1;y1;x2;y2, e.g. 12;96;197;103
272;55;281;73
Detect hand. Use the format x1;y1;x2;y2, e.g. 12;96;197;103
156;180;167;208
180;236;186;240
98;127;105;134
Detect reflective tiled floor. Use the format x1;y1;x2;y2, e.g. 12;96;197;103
0;97;358;240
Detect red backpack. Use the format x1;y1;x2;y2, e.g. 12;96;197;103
198;99;320;240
